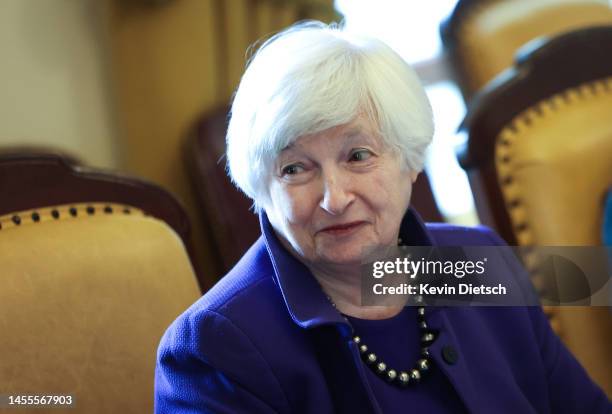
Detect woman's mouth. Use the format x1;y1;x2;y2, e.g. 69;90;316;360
318;221;366;236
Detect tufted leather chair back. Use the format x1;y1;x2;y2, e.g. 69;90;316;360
184;106;260;275
0;152;201;413
441;0;612;102
459;26;612;396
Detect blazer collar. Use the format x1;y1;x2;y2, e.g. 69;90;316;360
259;207;435;330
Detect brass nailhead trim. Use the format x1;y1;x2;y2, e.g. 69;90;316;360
515;222;528;232
522;114;532;126
0;203;146;232
509;199;521;208
532;104;543;116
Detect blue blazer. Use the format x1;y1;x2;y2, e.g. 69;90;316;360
155;209;610;413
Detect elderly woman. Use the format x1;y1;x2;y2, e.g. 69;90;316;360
155;22;609;413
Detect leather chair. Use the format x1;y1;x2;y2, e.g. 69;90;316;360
459;26;612;396
0;152;201;413
441;0;612;102
184;107;445;275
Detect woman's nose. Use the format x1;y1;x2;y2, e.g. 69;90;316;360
319;171;354;215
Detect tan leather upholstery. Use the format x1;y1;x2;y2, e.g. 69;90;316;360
456;0;612;98
0;203;201;413
495;77;612;395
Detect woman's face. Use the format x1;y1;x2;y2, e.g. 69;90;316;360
265;115;418;269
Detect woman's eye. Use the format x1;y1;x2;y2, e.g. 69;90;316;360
281;164;304;176
349;149;372;162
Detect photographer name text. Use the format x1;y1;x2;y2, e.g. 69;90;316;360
372;283;507;296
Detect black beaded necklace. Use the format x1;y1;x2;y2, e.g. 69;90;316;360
326;296;435;388
323;238;436;388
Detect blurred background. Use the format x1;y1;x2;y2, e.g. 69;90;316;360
1;0;611;410
2;0;610;282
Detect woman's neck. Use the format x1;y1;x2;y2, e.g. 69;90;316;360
309;263;406;320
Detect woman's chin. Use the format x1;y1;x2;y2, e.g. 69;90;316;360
314;245;376;267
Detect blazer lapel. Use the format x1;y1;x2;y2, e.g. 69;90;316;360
307;326;382;414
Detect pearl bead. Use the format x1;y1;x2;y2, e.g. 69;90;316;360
399;371;410;384
422;332;435;343
419;321;428;329
417;359;429;371
326;296;336;307
387;369;397;380
359;344;368;354
353;336;361;344
410;369;421;382
417;307;425;317
376;362;386;372
367;353;377;364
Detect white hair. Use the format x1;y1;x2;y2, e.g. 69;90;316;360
226;20;434;212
